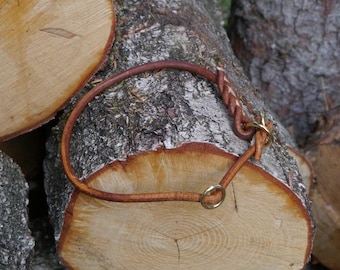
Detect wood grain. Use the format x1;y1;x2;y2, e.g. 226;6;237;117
0;0;115;140
60;144;311;270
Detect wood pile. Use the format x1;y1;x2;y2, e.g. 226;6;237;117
2;0;339;269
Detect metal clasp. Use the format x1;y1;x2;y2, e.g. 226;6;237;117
245;113;273;146
200;184;226;209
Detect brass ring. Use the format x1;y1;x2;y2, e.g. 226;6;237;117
200;184;226;209
245;121;274;146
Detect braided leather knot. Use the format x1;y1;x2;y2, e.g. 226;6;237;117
216;67;255;140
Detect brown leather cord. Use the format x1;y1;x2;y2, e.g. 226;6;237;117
61;60;273;208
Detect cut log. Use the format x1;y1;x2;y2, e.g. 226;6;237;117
59;143;311;269
306;116;340;270
0;0;115;141
44;0;313;269
0;151;34;269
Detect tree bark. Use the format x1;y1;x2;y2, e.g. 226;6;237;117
228;0;340;145
44;0;313;269
228;1;340;269
0;151;34;269
29;217;65;270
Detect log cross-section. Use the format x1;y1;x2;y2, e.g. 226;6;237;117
60;143;312;269
0;0;115;140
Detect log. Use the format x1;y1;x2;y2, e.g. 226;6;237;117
228;1;340;268
0;151;34;269
0;128;65;269
44;0;313;269
0;0;115;141
306;114;340;270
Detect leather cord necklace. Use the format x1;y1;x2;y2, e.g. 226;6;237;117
61;60;273;209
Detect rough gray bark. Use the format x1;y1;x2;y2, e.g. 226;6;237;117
29;217;65;270
228;0;340;144
44;0;312;268
228;1;340;269
0;151;34;269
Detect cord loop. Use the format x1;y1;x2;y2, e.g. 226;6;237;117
61;60;274;209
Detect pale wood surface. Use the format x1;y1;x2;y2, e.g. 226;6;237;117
307;145;340;270
0;0;115;140
60;144;311;269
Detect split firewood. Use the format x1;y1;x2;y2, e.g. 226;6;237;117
0;0;115;141
0;151;34;269
44;0;313;269
305;111;340;270
228;1;340;269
